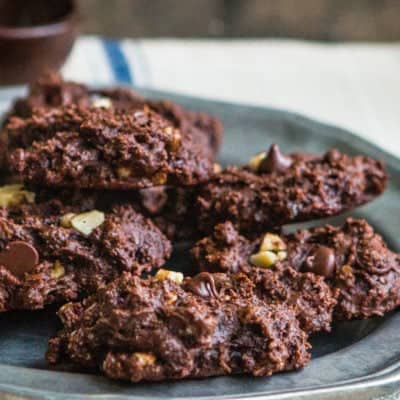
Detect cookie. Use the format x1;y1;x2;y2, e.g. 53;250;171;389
6;105;213;189
192;222;337;333
46;271;310;382
0;184;171;311
192;219;400;320
5;72;222;157
196;145;387;234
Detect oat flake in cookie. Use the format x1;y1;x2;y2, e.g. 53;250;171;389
0;185;171;311
196;145;387;234
192;219;400;320
6;105;213;189
47;271;311;382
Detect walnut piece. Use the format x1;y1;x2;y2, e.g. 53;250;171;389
248;152;266;171
0;184;35;208
133;352;156;366
250;251;278;268
51;261;65;279
155;269;184;284
70;210;105;236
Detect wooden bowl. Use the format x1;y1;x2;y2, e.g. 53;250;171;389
0;0;79;85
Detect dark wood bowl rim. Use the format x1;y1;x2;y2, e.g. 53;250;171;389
0;4;78;39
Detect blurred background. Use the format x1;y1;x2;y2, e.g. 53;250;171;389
1;0;400;155
80;0;400;41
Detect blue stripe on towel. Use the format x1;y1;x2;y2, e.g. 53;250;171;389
102;39;134;84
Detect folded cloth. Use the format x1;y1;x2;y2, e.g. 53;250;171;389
2;36;400;157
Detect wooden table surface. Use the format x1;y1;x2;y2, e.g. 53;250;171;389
80;0;400;41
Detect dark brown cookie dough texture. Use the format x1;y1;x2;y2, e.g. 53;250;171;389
192;219;400;320
192;222;337;334
28;185;199;242
0;185;171;311
6;104;214;189
98;186;200;241
135;143;387;242
96;87;223;156
4;71;223;157
47;271;311;382
4;72;90;121
197;145;387;234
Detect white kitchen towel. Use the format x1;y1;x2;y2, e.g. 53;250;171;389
2;36;400;157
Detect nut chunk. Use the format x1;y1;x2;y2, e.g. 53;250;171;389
0;184;35;208
47;272;311;382
154;268;183;284
70;210;105;236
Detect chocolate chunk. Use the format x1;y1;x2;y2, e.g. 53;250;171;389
0;241;39;278
258;144;292;173
304;246;336;278
185;272;219;298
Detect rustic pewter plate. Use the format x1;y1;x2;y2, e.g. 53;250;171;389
0;89;399;400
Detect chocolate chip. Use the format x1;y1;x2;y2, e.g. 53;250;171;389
186;272;219;299
304;245;336;278
0;241;39;278
258;144;292;173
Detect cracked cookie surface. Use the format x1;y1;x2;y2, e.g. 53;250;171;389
47;271;311;382
4;72;222;158
0;190;171;311
6;105;213;189
197;146;387;234
192;219;400;320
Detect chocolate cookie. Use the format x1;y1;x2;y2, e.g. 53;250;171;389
192;219;400;320
192;223;337;333
47;271;311;382
196;145;387;234
6;105;214;189
0;184;171;311
4;72;223;157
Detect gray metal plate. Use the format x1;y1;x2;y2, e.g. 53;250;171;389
0;89;399;400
